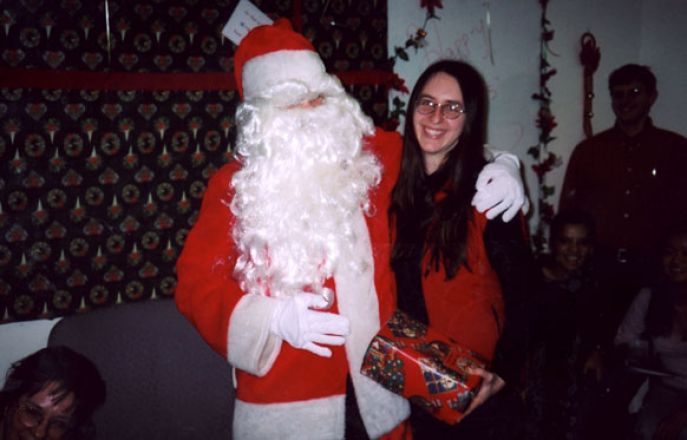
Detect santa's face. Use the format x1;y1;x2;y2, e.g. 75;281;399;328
231;85;379;298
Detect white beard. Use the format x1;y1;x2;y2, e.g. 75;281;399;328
230;88;381;299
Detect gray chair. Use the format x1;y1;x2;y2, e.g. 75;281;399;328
48;298;234;439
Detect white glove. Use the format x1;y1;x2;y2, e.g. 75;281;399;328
472;151;529;222
269;293;350;358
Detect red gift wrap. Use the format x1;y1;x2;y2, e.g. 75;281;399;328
361;310;487;424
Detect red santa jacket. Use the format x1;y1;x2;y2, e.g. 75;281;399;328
175;129;409;439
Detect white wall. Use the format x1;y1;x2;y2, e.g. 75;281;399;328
545;0;643;211
389;0;687;223
0;318;61;387
639;0;687;137
388;1;539;202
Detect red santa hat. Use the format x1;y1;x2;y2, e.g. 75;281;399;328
233;19;327;101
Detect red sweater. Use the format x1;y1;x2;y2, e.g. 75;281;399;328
421;211;504;362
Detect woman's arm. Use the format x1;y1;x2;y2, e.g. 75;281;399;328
614;288;651;346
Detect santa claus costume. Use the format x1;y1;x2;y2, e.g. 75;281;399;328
175;19;410;439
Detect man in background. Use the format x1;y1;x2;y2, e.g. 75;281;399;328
559;64;687;440
560;63;687;325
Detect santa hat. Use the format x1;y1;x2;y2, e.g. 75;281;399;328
233;19;328;101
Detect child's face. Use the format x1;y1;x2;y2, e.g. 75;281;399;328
662;232;687;284
551;224;593;274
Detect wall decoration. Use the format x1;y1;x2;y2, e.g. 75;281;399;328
580;32;600;139
384;0;441;131
527;0;560;252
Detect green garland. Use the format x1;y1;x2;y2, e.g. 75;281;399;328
527;0;561;253
385;1;442;131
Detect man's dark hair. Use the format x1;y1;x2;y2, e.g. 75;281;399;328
608;64;657;93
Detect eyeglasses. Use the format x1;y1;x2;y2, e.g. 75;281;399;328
610;87;643;100
415;98;466;119
16;399;72;438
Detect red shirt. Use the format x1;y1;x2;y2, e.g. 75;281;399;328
560;121;687;253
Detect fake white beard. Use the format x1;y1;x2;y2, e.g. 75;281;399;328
230;91;381;299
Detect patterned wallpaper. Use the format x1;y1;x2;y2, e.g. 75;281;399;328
0;0;390;322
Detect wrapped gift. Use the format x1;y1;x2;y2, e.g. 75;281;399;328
361;310;487;424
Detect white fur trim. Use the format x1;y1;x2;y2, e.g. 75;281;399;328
335;209;410;438
228;294;282;376
242;50;328;101
234;395;345;439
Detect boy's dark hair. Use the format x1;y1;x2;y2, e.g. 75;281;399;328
549;209;596;245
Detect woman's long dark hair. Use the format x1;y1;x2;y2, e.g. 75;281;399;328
390;60;488;278
644;221;687;339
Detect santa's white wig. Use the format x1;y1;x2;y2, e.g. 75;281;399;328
230;73;381;299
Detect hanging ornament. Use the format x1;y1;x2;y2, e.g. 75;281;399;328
579;32;600;138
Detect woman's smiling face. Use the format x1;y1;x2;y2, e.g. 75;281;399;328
662;231;687;284
412;72;466;174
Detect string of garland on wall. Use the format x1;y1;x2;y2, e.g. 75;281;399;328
384;0;442;130
527;0;560;253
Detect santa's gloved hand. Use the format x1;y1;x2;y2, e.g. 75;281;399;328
269;293;350;358
472;152;529;222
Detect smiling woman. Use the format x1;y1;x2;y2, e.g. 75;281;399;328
389;60;536;438
0;346;105;440
614;221;687;440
